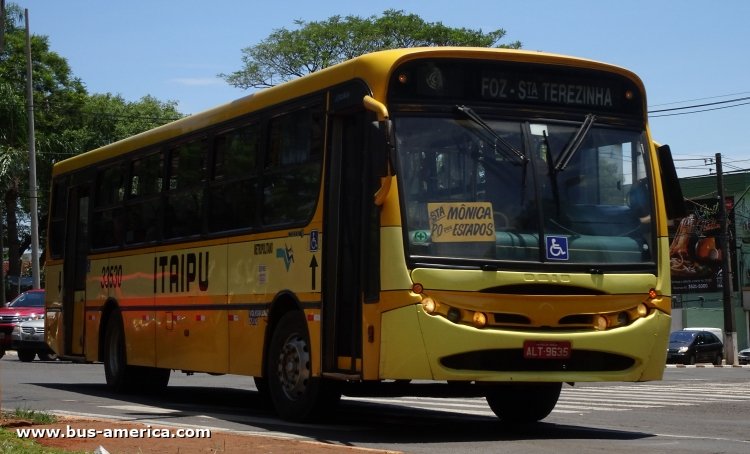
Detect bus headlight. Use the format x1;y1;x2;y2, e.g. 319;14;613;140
472;311;488;328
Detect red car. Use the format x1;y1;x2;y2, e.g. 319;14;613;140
0;289;46;359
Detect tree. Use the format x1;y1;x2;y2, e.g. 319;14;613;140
0;3;86;295
222;9;521;89
0;3;183;297
72;93;181;152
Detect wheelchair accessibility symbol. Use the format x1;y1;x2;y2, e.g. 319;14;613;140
545;236;569;261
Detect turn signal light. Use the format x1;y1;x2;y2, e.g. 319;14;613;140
422;297;437;314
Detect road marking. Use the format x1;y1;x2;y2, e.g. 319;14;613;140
99;405;181;414
344;381;750;417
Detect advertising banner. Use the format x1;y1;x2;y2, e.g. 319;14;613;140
669;196;735;293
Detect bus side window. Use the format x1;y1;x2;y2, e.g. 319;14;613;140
165;139;207;238
48;178;68;258
126;152;163;244
262;106;324;226
209;123;260;232
92;164;125;249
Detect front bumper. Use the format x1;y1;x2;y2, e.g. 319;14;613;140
380;304;670;382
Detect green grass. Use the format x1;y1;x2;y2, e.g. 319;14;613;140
0;409;85;454
6;409;58;425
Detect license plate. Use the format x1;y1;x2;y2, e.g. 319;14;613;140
523;340;571;359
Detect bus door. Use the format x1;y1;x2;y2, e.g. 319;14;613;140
62;185;90;357
322;106;373;375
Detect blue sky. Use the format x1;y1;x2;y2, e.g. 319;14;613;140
11;0;750;177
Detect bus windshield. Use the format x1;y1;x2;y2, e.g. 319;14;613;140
395;113;654;268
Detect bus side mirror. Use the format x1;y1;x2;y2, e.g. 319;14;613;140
363;95;396;205
370;120;395;205
370;120;395;178
657;144;687;220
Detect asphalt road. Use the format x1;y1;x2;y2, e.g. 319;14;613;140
2;353;750;453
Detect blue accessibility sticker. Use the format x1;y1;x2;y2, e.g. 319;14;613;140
545;235;569;261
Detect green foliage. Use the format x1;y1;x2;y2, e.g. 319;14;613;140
1;409;85;454
0;2;183;287
222;9;522;89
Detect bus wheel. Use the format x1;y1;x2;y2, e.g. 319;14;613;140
17;349;37;362
266;312;340;421
104;311;169;393
485;382;562;423
104;311;131;392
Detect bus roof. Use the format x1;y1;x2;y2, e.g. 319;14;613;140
52;47;645;177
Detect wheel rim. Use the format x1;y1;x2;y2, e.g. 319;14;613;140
277;333;311;401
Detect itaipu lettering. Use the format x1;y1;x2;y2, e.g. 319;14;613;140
154;251;209;293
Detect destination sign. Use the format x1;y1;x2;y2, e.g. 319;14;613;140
480;73;614;109
388;59;643;116
427;201;495;243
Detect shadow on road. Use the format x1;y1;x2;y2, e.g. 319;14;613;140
32;380;655;448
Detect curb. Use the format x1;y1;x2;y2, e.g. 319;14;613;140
665;363;750;368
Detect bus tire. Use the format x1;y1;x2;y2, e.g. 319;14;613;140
17;349;36;362
104;311;169;393
253;376;273;409
266;311;340;421
104;311;132;392
485;382;562;423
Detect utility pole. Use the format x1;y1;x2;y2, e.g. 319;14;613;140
1;0;6;53
716;153;737;365
24;8;41;289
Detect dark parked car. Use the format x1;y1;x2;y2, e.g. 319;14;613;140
667;330;723;365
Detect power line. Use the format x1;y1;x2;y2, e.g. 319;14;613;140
649;91;750;108
648;96;750;117
649;96;750;113
650;101;750;118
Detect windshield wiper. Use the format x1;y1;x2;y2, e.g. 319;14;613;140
555;113;596;171
456;105;527;163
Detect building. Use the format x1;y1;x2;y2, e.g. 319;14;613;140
671;171;750;350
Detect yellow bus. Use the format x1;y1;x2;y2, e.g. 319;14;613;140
45;47;684;423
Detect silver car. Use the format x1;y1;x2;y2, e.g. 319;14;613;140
739;348;750;365
11;318;58;362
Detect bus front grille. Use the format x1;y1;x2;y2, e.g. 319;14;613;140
440;349;635;372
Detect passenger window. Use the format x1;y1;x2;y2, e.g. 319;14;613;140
165;139;207;238
209;124;260;232
48;178;68;258
92;165;126;249
262;107;323;226
130;152;163;197
125;152;163;244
